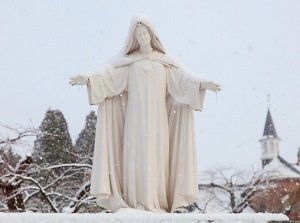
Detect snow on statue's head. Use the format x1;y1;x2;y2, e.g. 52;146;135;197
123;14;166;56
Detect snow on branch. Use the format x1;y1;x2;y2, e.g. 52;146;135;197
46;163;92;170
15;174;59;213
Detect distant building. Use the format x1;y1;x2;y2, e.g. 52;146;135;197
249;108;300;220
197;107;300;217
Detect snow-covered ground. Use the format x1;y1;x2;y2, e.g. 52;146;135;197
0;209;289;223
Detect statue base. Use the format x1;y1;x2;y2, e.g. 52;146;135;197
0;209;291;223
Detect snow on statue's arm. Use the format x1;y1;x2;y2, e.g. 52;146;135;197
172;57;221;93
166;62;221;111
69;64;128;105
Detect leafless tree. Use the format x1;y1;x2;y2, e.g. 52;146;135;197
0;125;98;213
198;165;273;213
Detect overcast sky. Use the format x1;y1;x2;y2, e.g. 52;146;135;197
1;0;299;172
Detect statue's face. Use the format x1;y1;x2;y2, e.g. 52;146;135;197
135;25;151;46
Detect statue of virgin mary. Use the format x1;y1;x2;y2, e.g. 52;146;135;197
70;14;220;213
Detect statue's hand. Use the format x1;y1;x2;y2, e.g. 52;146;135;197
200;81;221;93
69;75;88;86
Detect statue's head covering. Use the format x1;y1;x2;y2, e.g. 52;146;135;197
123;14;166;56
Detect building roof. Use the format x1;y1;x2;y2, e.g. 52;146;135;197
263;156;300;179
263;109;278;138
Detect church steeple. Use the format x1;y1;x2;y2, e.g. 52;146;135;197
260;107;281;167
263;108;278;138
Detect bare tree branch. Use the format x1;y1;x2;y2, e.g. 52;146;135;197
0;125;38;145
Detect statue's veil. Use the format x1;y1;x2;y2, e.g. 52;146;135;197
123;14;166;55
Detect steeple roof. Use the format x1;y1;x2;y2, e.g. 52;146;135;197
263;109;278;138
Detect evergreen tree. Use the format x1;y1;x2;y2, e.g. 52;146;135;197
0;146;27;212
0;145;21;177
0;146;21;168
75;111;97;164
33;109;74;164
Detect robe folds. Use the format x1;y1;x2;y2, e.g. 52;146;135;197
86;51;207;213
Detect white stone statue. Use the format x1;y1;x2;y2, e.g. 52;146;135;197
70;14;220;213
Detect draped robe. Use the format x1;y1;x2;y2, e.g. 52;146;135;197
86;51;207;212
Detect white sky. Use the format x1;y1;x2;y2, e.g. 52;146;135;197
0;0;299;172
